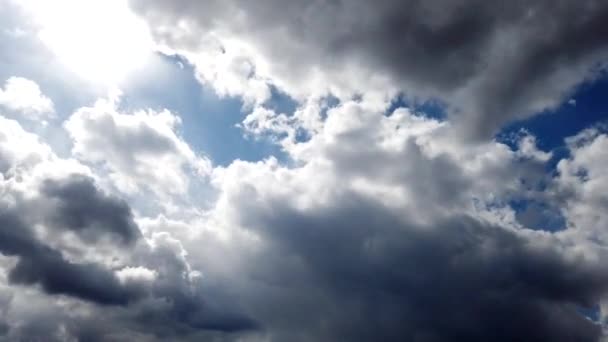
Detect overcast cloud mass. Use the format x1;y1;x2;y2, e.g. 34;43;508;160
0;0;608;341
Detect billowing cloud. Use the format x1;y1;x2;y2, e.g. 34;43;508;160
129;0;608;137
554;126;608;242
0;210;140;305
202;197;607;341
2;1;608;341
2;93;608;340
0;76;54;119
64;95;211;197
0;115;255;340
40;175;142;244
181;100;608;341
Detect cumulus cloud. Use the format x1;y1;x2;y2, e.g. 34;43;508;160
0;114;255;340
2;93;608;340
0;196;141;306
0;77;54;119
64;95;211;197
203;198;607;341
184;100;608;341
40;175;142;244
554;126;608;242
2;2;608;341
129;0;608;137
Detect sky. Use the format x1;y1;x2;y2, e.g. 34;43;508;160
0;0;608;341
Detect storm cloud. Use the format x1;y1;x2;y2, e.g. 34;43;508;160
41;175;141;244
0;210;139;305
220;194;608;341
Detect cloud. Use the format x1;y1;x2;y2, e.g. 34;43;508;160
116;266;157;285
129;0;608;137
0;210;140;305
0;125;142;305
181;100;608;341
0;114;55;174
3;2;608;340
0;114;255;340
40;175;142;244
554;126;608;242
0;77;54;119
64;95;211;197
2;89;607;340
209;198;607;341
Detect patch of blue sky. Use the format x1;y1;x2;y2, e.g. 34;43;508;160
120;53;286;166
498;71;608;153
493;72;608;233
319;94;341;122
509;198;567;232
264;85;298;115
577;304;601;324
496;72;608;177
385;93;447;120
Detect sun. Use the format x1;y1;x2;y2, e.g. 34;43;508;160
22;0;154;85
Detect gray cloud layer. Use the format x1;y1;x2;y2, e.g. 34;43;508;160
206;188;607;341
41;176;141;244
0;206;139;305
130;0;608;137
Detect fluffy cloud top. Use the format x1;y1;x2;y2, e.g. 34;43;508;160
1;91;608;341
0;114;255;340
130;0;608;137
0;77;54;118
64;96;211;198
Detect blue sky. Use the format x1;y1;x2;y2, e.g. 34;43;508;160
120;54;286;165
501;71;608;151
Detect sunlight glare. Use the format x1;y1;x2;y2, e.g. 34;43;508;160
23;0;154;85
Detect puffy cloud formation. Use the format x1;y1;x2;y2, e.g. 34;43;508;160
2;91;608;340
0;115;254;340
555;126;608;242
0;77;54;119
1;0;608;341
129;0;608;136
64;95;211;197
193;101;608;341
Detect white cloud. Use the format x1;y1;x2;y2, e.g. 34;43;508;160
116;266;157;284
0;115;91;202
0;77;54;119
216;99;547;228
129;0;608;137
556;127;608;243
64;95;211;198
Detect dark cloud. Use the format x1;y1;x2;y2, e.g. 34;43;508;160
0;210;140;305
133;233;259;336
41;175;141;244
132;291;258;335
130;0;608;137
0;172;255;340
8;253;138;306
218;192;608;341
